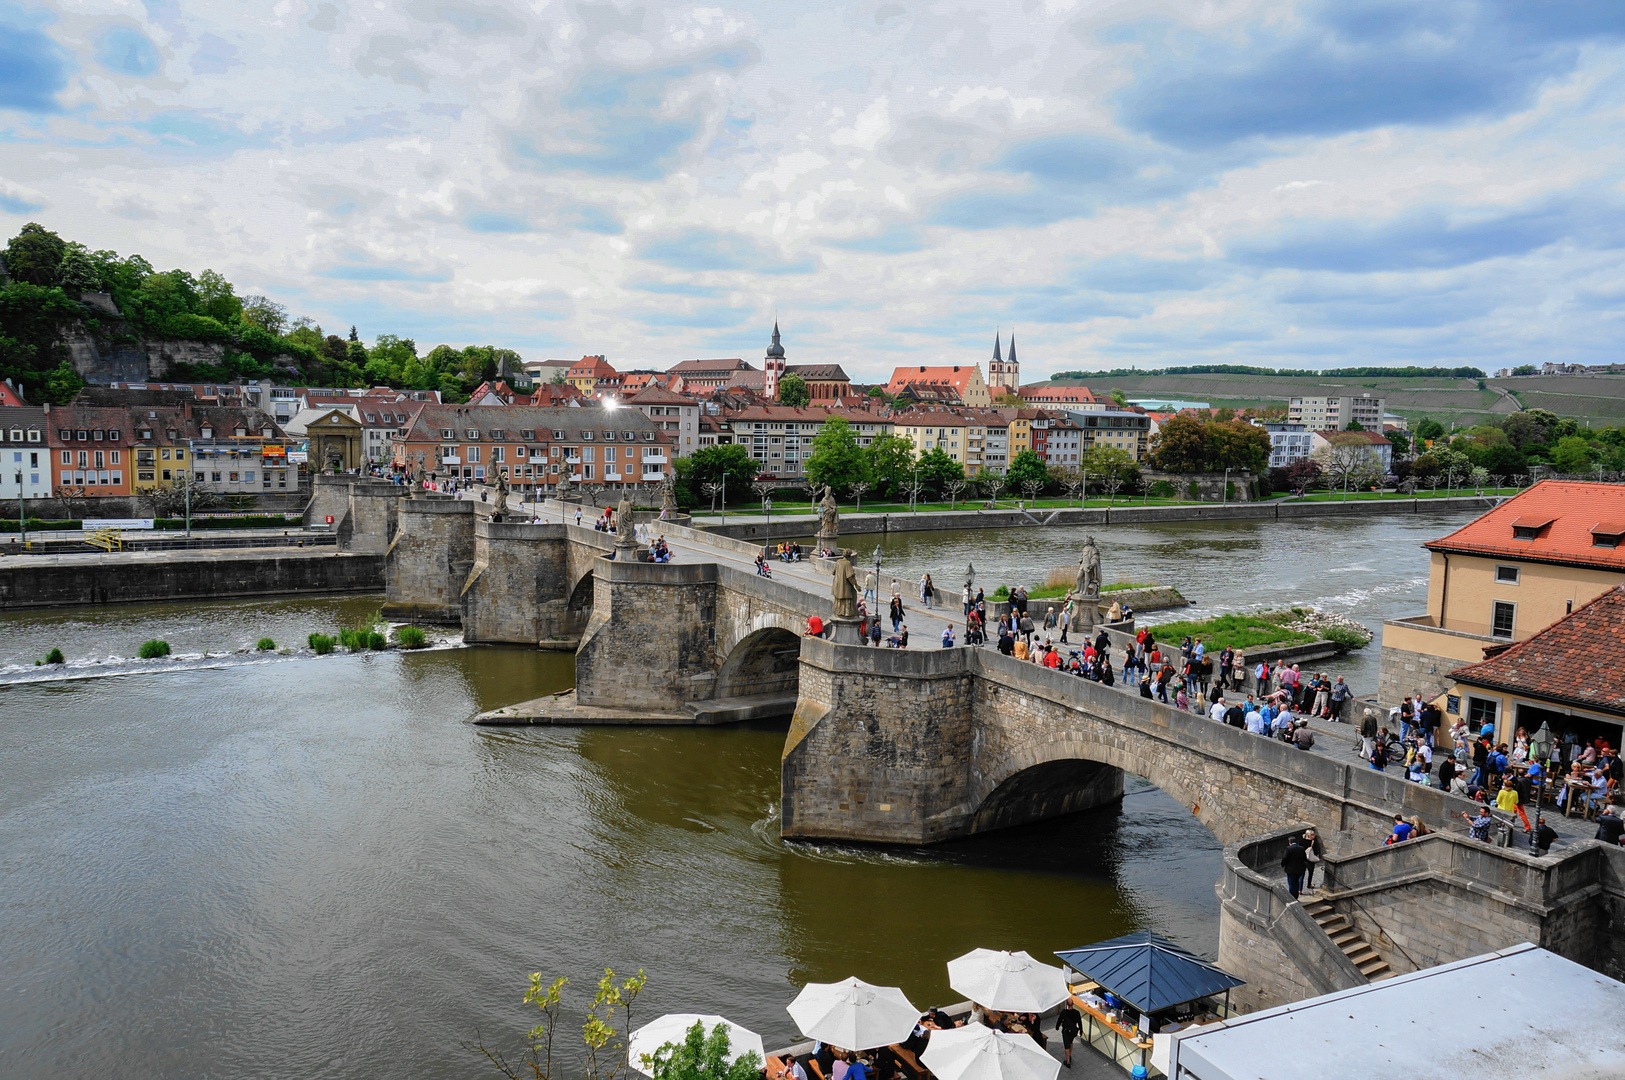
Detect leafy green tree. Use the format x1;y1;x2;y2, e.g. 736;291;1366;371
1005;448;1049;493
467;968;647;1080
1345;420;1365;431
646;1022;763;1080
1552;435;1598;473
1477;442;1527;476
686;445;760;494
1501;412;1550;450
3;223;66;286
916;446;964;490
1148;414;1209;472
1415;417;1445;442
804;416;870;491
1080;445;1139;485
56;244;102;292
42;359;84;404
1208;419;1270;472
776;373;810;407
240;294;288;335
1109;388;1128;407
1511;364;1538;376
864;432;915;497
1384;429;1412;457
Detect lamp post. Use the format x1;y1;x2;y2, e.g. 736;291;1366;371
1223;466;1230;505
911;461;920;513
872;544;883;604
15;467;24;546
185;438;194;539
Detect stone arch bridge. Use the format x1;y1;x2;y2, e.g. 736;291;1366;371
379;492;1470;848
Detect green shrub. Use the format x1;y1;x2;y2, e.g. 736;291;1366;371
367;632;387;651
256;637;275;651
138;640;171;659
308;633;335;654
1225;481;1236;500
1150;480;1176;499
151;515;303;530
1322;625;1373;651
0;518;82;533
338;628;368;652
395;626;427;648
992;585;1010;600
44;647;64;664
1187;480;1200;500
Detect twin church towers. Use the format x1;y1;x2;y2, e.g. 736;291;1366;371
761;323;1020;399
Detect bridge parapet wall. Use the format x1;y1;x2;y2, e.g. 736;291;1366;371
383;498;475;623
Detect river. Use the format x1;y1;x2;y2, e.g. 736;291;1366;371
0;510;1469;1079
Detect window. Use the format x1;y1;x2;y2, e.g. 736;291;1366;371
60;450;70;464
441;428;455;439
552;429;565;440
581;431;593;441
466;429;480;440
520;429;535;440
1467;697;1499;727
1495;565;1519;584
491;447;504;463
489;430;505;439
1491;601;1516;639
109;450;119;465
604;447;616;463
229;472;239;482
467;447;480;463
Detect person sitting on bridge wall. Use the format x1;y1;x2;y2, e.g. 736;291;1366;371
885;625;909;649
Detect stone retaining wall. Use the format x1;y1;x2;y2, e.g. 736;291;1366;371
0;549;383;608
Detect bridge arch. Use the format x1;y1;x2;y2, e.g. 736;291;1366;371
971;734;1230;843
716;625;802;699
563;569;595;637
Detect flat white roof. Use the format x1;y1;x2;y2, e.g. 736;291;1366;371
1168;945;1625;1080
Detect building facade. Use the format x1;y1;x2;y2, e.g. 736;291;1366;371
1379;480;1625;706
392;405;671;491
1265;422;1313;469
986;333;1020;397
47;404;133;497
1288;393;1385;430
885;364;993;407
0;405;50;498
625;386;699;455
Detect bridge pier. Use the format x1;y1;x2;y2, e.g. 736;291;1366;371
577;560;722;712
382;497;475;623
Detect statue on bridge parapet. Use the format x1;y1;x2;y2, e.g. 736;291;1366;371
409;463;426;495
614;491;638;551
1070;535;1104;635
831;553;859;620
816;484;840;550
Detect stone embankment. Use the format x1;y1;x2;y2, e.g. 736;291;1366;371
0;547;383;608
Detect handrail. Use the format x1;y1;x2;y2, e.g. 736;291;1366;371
1337;889;1424;974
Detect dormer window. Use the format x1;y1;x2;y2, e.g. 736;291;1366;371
581;431;594;441
552;430;565;440
1592;521;1625;549
489;430;506;440
201;426;213;438
234;426;247;437
139;428;152;440
520;429;536;440
465;429;481;440
441;428;455;439
1510;515;1554;541
262;428;272;438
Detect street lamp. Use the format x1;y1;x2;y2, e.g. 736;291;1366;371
15;467;25;547
185;437;195;539
911;460;920;513
1223;466;1230;505
872;544;883;604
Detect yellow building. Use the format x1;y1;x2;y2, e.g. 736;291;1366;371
1379;481;1625;707
895;410;971;470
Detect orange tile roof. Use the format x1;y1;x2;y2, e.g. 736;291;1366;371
885;365;983;395
1424;480;1625;572
1450;585;1625;718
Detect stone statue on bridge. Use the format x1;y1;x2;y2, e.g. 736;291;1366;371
615;492;637;550
1070;535;1104;634
831;554;859;619
659;480;677;519
817;485;840;549
409;464;426;495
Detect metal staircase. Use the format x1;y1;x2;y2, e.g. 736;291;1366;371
1302;898;1393;981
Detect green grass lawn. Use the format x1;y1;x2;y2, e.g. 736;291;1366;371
991;581;1156;600
1140;611;1320;651
1272;487;1519;502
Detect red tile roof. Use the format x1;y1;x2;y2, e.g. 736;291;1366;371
1424;480;1625;571
1313;429;1392;444
1450;585;1625;717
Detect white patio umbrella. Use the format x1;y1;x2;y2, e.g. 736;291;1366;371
787;977;920;1051
627;1013;764;1077
920;1022;1060;1080
946;949;1070;1013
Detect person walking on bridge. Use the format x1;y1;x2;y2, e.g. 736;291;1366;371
920;573;935;609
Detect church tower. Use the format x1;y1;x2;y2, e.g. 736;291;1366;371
764;321;786;400
988;331;1019;396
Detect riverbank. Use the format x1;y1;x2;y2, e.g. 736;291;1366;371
696;494;1501;541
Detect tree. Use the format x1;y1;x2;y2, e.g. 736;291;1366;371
1005;448;1049;494
42;359;84;405
1109;388;1128;407
56;244;101;293
1415;417;1445;442
804;417;870;491
1501;412;1550;450
1148;414;1208;472
977;469;1006;501
240;294;288;335
943;478;968;507
1283;458;1323;492
1101;474;1124;505
645;1021;763;1080
3;223;66;286
845;479;871;512
1345;420;1365;431
1552;435;1598;473
993;392;1023;406
1078;446;1138;486
915;446;964;491
1384;429;1412;458
1313;433;1385;493
467;968;647;1080
1207;419;1270;473
776;373;810;407
863;432;916;498
1511;364;1538;376
685;444;759;495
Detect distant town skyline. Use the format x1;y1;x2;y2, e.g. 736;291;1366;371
4;2;1625;384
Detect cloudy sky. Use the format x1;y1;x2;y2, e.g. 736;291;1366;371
3;1;1625;382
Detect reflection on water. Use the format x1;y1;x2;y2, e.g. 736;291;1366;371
1;595;1220;1080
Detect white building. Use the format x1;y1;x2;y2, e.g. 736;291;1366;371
1263;423;1314;469
0;406;51;498
1163;945;1625;1080
1310;428;1394;473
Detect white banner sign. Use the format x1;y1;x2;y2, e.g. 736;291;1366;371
83;518;155;530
